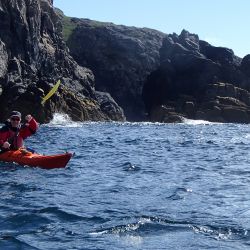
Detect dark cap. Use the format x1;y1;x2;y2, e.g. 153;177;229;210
10;111;21;118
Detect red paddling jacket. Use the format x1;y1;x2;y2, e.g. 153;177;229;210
0;118;38;150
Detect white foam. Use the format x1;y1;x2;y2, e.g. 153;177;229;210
47;113;81;127
45;114;219;127
114;120;216;126
182;118;215;125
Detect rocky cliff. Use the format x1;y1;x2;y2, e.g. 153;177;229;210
61;16;166;121
62;15;250;123
0;0;125;123
2;1;250;124
143;30;250;123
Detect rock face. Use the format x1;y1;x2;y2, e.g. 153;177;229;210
0;0;125;123
142;30;250;123
63;18;166;120
62;16;250;123
2;2;250;124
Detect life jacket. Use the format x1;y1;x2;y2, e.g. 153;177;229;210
0;121;24;150
0;118;38;151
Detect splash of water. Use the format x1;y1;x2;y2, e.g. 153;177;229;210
47;114;218;127
183;118;214;125
48;113;81;127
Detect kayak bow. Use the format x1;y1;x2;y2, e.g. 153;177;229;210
0;149;73;169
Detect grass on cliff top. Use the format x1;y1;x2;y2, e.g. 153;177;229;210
55;8;113;43
62;16;77;41
54;8;76;41
55;7;114;42
61;16;108;42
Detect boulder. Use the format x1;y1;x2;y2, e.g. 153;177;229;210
162;114;185;123
149;105;184;123
222;107;249;123
95;91;126;121
241;54;250;77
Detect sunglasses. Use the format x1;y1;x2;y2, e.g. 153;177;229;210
11;117;21;121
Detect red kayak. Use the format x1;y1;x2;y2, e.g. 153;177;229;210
0;148;73;169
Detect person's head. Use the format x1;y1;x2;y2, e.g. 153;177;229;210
10;111;21;127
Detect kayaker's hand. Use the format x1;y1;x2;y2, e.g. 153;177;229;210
25;114;32;122
2;141;11;149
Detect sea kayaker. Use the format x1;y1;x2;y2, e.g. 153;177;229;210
0;111;38;151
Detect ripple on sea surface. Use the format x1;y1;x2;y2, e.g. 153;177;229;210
1;120;250;249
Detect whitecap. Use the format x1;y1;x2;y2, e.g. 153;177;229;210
182;118;215;125
47;113;81;127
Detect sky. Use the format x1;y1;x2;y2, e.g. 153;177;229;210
53;0;250;58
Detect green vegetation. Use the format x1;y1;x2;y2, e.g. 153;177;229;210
54;8;114;42
85;20;112;28
54;8;77;41
62;16;77;41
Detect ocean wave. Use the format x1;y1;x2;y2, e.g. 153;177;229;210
36;206;108;224
46;113;82;127
90;215;249;243
90;216;190;236
0;235;40;250
45;114;225;128
182;118;216;125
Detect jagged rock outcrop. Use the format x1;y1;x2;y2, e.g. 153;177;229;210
0;0;125;123
62;17;166;121
143;30;250;123
60;14;250;123
241;55;250;78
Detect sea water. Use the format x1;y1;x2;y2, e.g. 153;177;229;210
1;114;250;250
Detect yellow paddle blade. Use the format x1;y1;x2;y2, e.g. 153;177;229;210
41;80;61;105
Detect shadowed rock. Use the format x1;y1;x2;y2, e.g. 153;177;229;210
0;0;125;123
61;16;250;123
143;30;250;123
61;17;166;121
5;2;250;124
